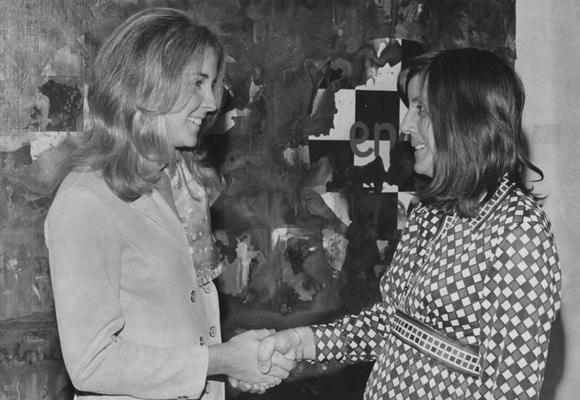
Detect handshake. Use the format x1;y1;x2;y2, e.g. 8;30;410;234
223;327;310;394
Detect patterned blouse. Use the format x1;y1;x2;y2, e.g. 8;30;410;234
166;156;222;288
312;178;562;399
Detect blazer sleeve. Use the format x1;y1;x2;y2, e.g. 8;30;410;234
45;187;209;399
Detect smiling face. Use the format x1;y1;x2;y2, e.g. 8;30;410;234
400;75;435;178
164;48;218;149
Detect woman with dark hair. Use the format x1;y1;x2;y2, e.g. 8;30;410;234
252;48;562;399
45;8;292;400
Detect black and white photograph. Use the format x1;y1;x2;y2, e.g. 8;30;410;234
0;1;577;399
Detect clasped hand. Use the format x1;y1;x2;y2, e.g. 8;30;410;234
227;329;301;394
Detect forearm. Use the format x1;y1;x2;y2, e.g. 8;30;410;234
308;302;391;363
291;327;316;361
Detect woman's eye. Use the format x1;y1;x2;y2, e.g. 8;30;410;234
416;103;429;116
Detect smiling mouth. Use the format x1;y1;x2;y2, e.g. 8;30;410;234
414;144;426;151
187;117;203;126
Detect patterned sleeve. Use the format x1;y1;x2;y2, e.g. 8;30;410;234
310;301;391;363
477;220;561;399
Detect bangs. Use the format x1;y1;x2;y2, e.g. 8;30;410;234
398;65;429;108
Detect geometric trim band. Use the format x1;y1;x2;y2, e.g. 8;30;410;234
391;310;480;377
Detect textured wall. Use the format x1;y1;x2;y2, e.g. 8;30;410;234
517;2;580;400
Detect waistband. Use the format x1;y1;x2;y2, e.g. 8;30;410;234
391;310;480;377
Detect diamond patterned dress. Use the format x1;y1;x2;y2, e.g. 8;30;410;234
312;178;561;399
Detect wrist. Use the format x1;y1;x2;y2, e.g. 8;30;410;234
291;327;315;360
208;342;236;376
290;328;304;360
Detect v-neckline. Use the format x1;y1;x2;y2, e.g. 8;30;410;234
155;172;181;219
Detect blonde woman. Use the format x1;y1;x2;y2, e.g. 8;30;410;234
45;8;293;400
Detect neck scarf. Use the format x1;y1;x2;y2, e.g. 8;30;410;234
165;156;222;288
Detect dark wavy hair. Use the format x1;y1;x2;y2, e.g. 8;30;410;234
397;48;543;217
65;7;225;201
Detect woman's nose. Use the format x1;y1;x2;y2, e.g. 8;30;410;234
203;88;217;112
399;110;415;136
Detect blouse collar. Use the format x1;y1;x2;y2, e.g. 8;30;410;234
468;176;514;230
413;175;515;231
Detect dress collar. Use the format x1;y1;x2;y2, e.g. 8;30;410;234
412;175;515;231
468;176;514;230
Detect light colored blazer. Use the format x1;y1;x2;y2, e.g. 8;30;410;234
45;168;224;400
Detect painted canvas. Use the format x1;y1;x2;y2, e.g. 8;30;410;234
0;1;516;399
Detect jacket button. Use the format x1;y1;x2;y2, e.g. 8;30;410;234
209;326;217;337
190;289;196;303
200;336;205;345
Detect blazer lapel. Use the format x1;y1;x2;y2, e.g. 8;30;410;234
130;191;190;253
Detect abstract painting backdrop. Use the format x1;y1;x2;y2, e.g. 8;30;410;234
0;1;515;399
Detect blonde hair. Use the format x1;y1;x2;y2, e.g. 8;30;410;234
70;7;225;201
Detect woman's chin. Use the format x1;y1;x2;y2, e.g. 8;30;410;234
413;167;433;178
172;136;198;149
